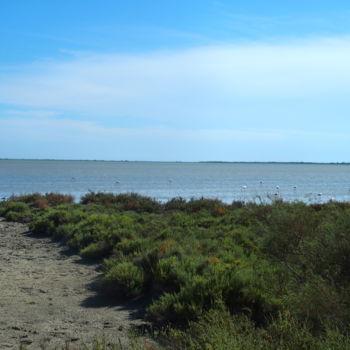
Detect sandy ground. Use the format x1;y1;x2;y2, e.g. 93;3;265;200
0;218;146;350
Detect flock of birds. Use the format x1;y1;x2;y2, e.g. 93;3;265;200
1;178;346;203
106;179;338;202
239;182;338;202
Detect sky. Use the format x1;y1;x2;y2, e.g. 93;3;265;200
1;1;350;162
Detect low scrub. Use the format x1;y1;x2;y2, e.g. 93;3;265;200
81;192;161;213
8;193;350;348
104;261;145;297
8;192;74;208
0;201;31;222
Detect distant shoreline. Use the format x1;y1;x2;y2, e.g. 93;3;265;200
0;158;349;165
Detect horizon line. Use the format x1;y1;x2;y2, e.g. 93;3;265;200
0;158;349;165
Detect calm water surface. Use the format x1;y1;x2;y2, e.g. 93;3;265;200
1;160;350;203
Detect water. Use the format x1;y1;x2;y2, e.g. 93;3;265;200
1;160;350;203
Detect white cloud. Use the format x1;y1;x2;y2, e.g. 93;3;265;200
1;35;350;161
1;35;350;124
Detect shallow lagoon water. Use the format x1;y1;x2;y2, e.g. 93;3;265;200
1;160;350;203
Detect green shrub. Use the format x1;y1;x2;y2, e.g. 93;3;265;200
80;241;112;259
44;192;74;206
104;262;145;297
0;201;31;222
8;193;350;347
168;307;269;350
168;307;350;350
80;192;117;206
29;208;85;236
7;193;43;205
115;193;161;213
153;255;194;294
163;197;188;211
185;197;226;214
81;192;161;213
114;238;150;256
149;256;280;325
7;192;74;208
52;223;76;241
67;214;118;250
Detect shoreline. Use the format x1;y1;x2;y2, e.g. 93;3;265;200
1;158;350;165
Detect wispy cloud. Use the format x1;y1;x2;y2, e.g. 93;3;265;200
1;35;350;161
1;35;350;124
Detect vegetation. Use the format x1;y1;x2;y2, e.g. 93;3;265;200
3;192;350;349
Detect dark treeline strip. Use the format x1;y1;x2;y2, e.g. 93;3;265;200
1;192;350;349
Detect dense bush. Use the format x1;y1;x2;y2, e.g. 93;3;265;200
80;192;161;213
8;192;350;348
8;192;74;208
29;208;86;237
168;307;350;350
80;241;112;259
104;261;145;297
0;201;31;222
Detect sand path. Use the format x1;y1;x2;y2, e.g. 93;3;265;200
0;218;144;349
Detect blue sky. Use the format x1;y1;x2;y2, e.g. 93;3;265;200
1;0;350;161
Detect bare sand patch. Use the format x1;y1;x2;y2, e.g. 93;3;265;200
0;218;144;349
